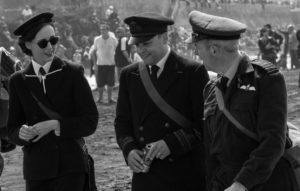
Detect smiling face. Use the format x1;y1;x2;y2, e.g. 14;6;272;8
25;24;57;65
136;34;167;66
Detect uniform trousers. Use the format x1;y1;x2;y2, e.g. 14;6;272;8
26;172;85;191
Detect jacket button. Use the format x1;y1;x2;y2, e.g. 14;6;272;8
139;137;144;142
139;126;144;131
165;123;170;128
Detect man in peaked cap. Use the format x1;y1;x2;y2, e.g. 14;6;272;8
115;12;209;191
188;11;298;191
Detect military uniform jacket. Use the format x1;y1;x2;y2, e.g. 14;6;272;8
203;55;297;191
115;51;209;191
7;56;99;180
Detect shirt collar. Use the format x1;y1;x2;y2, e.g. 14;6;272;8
221;54;253;87
32;59;52;75
223;60;239;85
149;45;171;76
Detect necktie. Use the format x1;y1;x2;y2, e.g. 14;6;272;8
39;67;46;76
150;65;160;82
216;76;229;93
39;67;47;93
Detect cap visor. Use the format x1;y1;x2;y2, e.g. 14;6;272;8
128;35;155;45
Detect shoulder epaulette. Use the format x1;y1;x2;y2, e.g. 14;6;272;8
250;59;278;74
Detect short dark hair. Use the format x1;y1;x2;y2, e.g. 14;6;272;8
264;24;272;29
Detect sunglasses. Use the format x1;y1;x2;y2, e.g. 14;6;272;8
36;36;59;49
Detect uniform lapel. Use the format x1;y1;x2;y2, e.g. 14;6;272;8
44;57;65;100
23;57;65;109
139;51;183;123
23;62;52;108
156;51;183;95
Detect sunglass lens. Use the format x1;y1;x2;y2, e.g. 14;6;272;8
37;39;48;49
49;36;59;45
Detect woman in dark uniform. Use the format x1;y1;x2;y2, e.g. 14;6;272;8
7;12;98;191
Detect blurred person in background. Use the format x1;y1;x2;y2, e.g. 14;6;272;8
115;26;131;83
258;27;278;65
81;37;92;76
21;5;33;20
129;45;142;64
0;81;4;191
168;26;181;52
278;25;290;69
288;24;299;69
54;42;68;61
92;24;118;104
0;47;23;191
62;26;79;60
8;12;98;191
0;21;15;50
107;6;120;33
264;24;283;54
105;5;114;20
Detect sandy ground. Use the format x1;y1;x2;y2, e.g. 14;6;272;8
1;69;300;191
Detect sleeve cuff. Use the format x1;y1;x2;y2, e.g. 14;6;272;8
123;142;138;161
163;132;188;159
54;120;61;136
54;129;60;136
234;170;256;190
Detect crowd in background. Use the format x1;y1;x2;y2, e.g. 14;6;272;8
1;3;300;191
182;0;298;11
1;3;300;87
257;23;300;70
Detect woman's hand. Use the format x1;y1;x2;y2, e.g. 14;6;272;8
19;124;38;141
32;120;60;142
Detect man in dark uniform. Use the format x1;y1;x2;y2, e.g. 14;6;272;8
7;13;99;191
264;24;283;53
114;12;209;191
258;27;278;65
187;11;298;191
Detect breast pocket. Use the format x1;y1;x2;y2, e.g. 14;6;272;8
230;90;258;132
231;90;257;110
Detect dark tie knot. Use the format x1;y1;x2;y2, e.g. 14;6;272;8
150;65;160;82
217;76;229;92
151;65;160;75
39;67;46;76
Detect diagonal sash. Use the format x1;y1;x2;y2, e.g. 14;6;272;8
138;62;192;129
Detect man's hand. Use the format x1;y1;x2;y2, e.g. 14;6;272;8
145;140;171;160
19;124;38;141
225;182;247;191
127;149;144;173
32;120;60;142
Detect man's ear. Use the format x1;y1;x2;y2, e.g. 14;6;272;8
25;41;32;50
209;44;217;55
